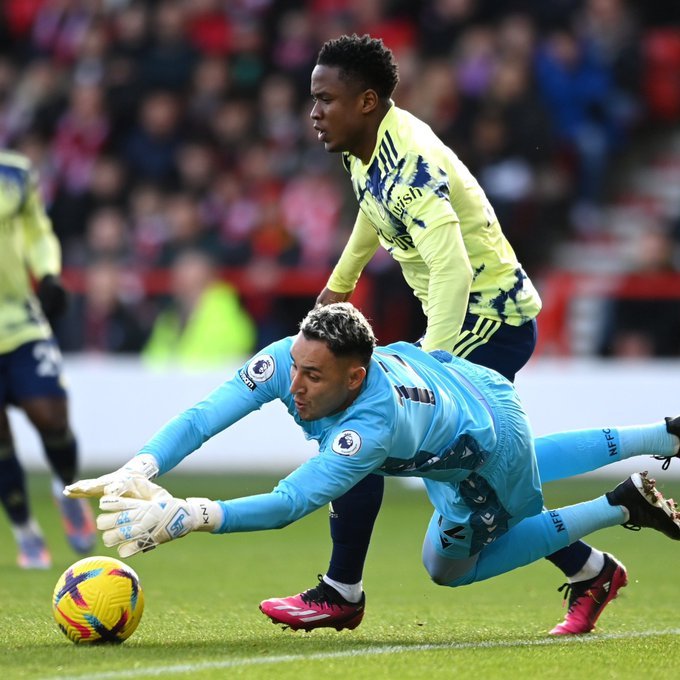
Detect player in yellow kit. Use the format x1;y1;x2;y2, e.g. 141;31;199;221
261;35;625;636
0;150;95;568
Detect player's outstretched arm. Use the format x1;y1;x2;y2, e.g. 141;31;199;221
63;454;160;499
97;486;222;558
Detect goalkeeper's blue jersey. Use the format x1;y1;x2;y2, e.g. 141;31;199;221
140;338;542;533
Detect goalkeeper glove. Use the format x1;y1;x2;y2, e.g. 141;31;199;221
64;454;160;500
37;274;69;322
97;485;222;558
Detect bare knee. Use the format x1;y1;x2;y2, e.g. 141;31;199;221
21;397;69;437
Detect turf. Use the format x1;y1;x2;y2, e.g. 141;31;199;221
1;472;679;679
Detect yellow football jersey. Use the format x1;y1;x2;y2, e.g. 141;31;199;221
327;105;542;352
0;150;60;353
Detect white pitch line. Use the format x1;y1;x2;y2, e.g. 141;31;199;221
40;628;680;680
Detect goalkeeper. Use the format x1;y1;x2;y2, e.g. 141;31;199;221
66;303;680;633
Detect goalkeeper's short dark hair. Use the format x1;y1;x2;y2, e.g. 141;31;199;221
316;34;399;100
300;303;376;367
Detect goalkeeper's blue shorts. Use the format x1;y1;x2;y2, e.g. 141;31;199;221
423;363;542;559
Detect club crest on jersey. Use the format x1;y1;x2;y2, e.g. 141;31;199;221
332;430;362;456
246;354;275;383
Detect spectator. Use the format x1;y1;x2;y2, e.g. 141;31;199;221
599;228;680;357
56;259;149;354
139;1;198;91
534;29;624;233
153;192;222;267
122;89;183;186
143;249;256;368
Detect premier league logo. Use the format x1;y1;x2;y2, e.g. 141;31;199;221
332;430;362;456
246;354;275;383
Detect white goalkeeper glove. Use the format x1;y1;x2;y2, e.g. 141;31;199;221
97;483;223;558
63;454;160;500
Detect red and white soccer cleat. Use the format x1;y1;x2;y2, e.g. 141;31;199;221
549;553;628;635
260;576;365;631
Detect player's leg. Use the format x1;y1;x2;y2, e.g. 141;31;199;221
459;316;606;628
535;420;680;482
11;339;95;554
532;416;679;630
259;473;380;631
533;418;679;633
0;405;51;569
424;472;679;632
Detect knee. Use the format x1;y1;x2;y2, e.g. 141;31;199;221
29;410;70;439
428;568;458;587
422;552;477;588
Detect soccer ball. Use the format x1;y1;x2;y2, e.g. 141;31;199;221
52;555;145;644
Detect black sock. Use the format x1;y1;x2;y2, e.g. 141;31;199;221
327;474;384;584
0;444;30;524
545;540;593;577
41;428;78;486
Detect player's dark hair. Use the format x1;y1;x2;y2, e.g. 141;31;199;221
317;34;399;99
300;303;376;367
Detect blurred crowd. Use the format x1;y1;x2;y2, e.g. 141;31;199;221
1;0;679;358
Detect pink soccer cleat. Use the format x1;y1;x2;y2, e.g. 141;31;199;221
549;553;628;635
16;521;52;569
55;492;96;554
260;576;365;631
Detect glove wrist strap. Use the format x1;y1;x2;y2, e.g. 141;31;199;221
187;498;222;532
123;453;160;480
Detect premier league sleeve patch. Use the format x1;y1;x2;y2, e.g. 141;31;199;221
332;430;362;456
246;354;276;384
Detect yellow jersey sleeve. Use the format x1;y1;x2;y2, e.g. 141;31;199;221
23;180;62;280
326;210;379;294
412;222;472;352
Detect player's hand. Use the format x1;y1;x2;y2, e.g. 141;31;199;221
64;454;160;499
316;287;353;307
37;274;69;322
97;492;222;558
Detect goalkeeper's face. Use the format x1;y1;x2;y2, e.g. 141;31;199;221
289;334;366;421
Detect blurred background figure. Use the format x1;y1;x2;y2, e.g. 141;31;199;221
0;149;95;569
598;228;680;358
55;259;150;355
143;249;256;369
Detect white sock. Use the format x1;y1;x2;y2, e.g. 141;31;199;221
568;548;605;583
11;518;43;543
322;575;363;603
51;476;66;498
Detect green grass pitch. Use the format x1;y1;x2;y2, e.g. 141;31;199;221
1;472;679;679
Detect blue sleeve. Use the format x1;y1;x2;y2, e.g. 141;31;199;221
138;339;294;474
215;423;390;532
